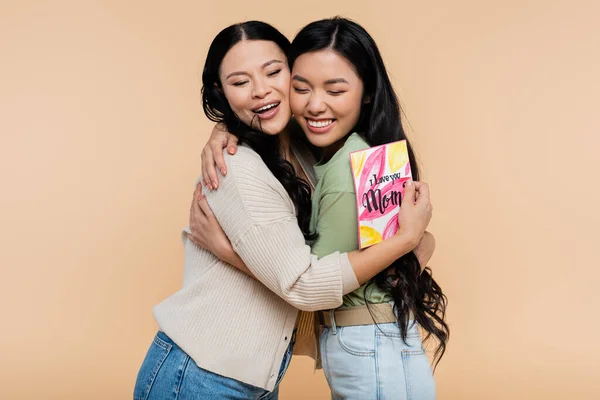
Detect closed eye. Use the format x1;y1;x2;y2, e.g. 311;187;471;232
232;81;248;87
293;87;310;93
328;90;346;95
267;69;281;77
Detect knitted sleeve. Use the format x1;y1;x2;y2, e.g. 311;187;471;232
203;147;360;312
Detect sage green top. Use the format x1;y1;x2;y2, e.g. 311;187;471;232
310;133;393;308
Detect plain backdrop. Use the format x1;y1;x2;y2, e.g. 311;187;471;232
1;0;599;398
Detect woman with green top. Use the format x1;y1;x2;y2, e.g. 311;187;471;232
193;18;448;399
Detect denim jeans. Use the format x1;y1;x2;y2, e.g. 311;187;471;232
320;319;435;400
134;331;294;400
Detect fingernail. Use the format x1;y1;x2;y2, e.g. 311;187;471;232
212;181;218;189
406;180;413;186
221;168;226;175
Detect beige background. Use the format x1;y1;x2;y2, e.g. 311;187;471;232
1;0;599;399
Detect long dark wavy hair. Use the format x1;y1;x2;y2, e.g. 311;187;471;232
201;21;314;240
289;17;449;367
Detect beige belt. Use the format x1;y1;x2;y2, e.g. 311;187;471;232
318;303;398;328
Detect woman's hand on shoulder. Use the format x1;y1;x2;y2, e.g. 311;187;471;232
186;182;236;263
201;123;239;190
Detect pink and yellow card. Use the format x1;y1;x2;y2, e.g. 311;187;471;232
349;140;412;249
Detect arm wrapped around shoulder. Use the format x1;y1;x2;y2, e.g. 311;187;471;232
204;147;360;311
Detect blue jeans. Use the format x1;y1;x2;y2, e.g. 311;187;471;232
134;331;294;400
320;320;435;400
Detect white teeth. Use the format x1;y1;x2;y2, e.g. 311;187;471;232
256;103;277;112
308;119;333;128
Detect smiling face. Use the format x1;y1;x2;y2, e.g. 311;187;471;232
289;49;364;156
219;40;291;135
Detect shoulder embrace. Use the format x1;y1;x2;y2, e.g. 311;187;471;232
223;146;267;177
217;146;281;195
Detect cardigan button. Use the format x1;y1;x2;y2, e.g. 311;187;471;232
284;336;288;341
